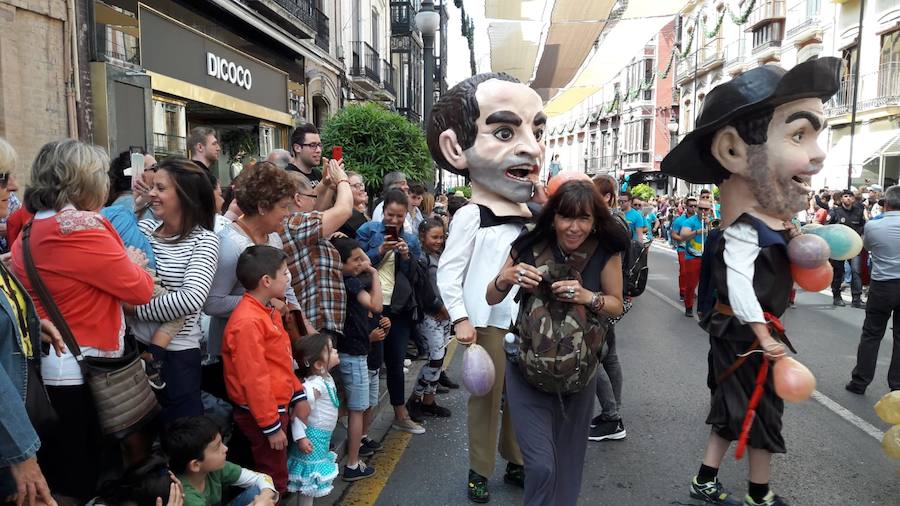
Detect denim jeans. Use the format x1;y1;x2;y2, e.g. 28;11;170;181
229;485;262;506
595;327;623;421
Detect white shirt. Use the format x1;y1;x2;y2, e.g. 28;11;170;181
437;204;525;328
371;201;425;236
291;375;339;440
722;222;765;325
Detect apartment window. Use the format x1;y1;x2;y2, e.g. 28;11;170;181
259;124;275;158
881;30;900;65
641;118;652;152
152;99;186;157
354;0;362;40
94;0;140;66
372;8;380;52
752;21;784;49
842;44;859;80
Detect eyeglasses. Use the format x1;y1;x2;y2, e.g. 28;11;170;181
300;143;323;150
699;207;711;211
147;164;159;172
298;192;317;199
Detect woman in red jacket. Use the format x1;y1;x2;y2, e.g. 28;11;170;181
11;139;154;502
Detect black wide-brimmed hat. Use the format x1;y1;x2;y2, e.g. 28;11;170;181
662;57;841;184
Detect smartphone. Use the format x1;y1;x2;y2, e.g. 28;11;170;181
130;152;145;185
384;224;399;242
331;145;343;162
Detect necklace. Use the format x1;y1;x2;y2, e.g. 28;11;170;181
324;378;340;408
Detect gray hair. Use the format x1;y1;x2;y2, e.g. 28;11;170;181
286;170;313;194
382;171;407;193
266;149;293;170
25;139;110;212
885;185;900;210
0;138;17;175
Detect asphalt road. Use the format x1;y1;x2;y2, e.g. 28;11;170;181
337;244;900;506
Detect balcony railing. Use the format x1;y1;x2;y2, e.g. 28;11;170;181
597;155;617;170
270;0;317;29
382;59;396;96
786;0;822;38
153;133;186;156
701;37;724;67
751;39;782;55
315;9;329;51
825;63;900;116
724;38;746;67
391;0;417;34
675;53;697;82
350;41;381;82
746;0;786;30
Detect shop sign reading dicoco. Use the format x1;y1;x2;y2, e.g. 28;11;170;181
207;52;252;90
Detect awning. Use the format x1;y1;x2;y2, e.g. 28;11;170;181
824;130;900;170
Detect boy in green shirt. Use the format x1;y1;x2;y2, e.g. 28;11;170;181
163;416;279;506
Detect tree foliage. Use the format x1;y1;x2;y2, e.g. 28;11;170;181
631;183;656;202
449;185;472;198
320;103;432;188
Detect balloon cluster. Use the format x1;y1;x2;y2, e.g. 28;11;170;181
788;224;863;292
875;391;900;475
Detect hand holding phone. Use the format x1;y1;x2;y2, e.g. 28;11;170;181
331;146;343;162
384;225;399;242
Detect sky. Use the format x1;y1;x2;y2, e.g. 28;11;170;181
444;0;492;87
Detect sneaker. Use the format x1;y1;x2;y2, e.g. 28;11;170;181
342;461;376;482
361;436;383;453
467;470;490;503
439;371;460;389
689;476;742;505
421;400;451;417
392;417;425;434
833;297;846;307
679;294;685;301
590;414;603;428
503;462;525;488
845;381;866;395
685;308;694;317
144;359;166;390
851;299;866;309
358;444;375;458
743;491;789;506
588;419;626;441
406;396;426;423
436;384;450;394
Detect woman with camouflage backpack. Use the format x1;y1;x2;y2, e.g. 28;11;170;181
486;180;629;505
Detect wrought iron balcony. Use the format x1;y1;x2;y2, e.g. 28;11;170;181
746;0;786;31
153;133;186;157
391;0;417;34
751;38;782;55
724;38;746;67
786;0;822;39
251;0;317;36
383;59;396;96
315;8;329;51
350;41;381;83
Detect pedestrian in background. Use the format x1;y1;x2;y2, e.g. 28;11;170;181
828;190;866;308
846;185;900;394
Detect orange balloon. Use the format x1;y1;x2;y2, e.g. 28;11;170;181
790;262;832;292
773;357;816;402
547;171;592;197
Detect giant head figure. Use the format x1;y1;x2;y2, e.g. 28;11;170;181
427;73;546;207
662;58;841;227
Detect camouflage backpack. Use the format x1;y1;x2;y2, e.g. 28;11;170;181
511;237;609;396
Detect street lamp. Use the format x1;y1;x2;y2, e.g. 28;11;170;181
416;0;440;186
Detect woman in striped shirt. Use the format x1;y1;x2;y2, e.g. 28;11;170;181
128;158;219;422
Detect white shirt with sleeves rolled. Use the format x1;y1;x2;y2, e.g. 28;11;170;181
722;222;766;325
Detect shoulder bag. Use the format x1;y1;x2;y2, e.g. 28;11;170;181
22;222;159;439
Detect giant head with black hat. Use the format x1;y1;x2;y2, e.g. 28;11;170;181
427;73;546;214
662;57;841;227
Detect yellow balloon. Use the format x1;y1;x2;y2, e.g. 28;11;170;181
875;391;900;425
883;425;900;460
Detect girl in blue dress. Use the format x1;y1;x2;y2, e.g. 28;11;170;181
288;334;341;504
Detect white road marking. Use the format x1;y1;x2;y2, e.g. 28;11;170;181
643;267;886;443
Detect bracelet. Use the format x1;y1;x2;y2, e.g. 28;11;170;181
452;317;469;326
337;179;350;185
493;276;511;293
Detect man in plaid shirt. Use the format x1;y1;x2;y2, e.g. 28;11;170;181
281;159;354;334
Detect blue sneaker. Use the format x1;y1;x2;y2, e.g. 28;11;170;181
342;461;376;482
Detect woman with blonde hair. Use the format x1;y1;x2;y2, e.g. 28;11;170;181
11;139;155;501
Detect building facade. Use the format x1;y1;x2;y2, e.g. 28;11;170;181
545;20;677;195
674;0;900;192
341;0;395;106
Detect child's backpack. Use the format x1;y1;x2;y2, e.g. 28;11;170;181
511;236;609;396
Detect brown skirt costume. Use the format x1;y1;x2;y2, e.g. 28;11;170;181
699;214;792;454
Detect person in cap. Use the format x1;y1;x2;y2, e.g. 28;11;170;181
662;57;841;506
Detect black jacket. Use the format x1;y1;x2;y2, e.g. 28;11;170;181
828;204;866;236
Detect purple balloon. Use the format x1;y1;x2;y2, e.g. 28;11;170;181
788;234;831;269
462;344;495;396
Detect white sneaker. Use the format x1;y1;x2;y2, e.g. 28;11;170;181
392;417;425;434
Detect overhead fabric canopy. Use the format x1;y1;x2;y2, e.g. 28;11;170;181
488;21;545;83
543;0;689;116
823;130;900;171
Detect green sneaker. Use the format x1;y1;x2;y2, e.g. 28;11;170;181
690;476;742;505
467;470;490;503
744;491;789;506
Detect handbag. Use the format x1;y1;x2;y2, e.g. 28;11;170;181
22;222;159;439
24;357;57;435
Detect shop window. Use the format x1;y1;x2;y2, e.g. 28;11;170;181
259;125;275;158
152;99;186;158
884;155;900;187
94;0;140;66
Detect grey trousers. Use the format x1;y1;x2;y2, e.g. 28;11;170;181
595;327;623;421
505;360;596;506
